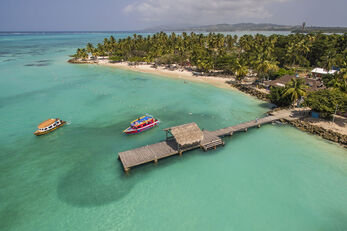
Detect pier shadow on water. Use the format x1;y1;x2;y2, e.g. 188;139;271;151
56;115;214;208
56;157;138;208
55;123;147;208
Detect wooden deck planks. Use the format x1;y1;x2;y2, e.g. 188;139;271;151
201;131;222;145
118;140;179;170
212;115;281;136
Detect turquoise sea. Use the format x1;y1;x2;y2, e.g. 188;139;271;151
0;32;346;231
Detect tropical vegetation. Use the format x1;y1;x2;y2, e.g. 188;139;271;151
268;70;347;116
72;32;347;78
268;87;292;107
304;89;347;118
282;78;308;105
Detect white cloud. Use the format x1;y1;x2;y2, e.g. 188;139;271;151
123;0;291;25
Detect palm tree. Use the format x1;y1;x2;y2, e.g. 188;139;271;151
86;43;94;54
96;43;106;57
320;48;337;72
75;48;82;58
86;43;95;59
109;36;117;54
326;73;347;91
256;60;279;80
109;35;116;44
233;59;248;80
285;41;299;66
282;78;307;106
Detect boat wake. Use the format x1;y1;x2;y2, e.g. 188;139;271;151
66;120;72;125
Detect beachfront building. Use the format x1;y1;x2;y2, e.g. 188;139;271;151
263;75;325;92
97;56;109;60
311;68;338;78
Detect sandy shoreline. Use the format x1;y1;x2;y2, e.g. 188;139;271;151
70;59;347;141
95;60;234;89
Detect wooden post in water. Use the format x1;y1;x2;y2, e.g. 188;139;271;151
257;124;261;128
244;128;248;132
124;167;130;175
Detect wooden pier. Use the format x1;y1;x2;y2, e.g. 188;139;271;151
118;109;309;173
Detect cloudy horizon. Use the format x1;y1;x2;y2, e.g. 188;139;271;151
0;0;346;31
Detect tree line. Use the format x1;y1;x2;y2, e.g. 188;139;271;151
72;32;347;116
73;32;346;77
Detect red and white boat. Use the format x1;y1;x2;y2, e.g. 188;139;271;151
123;115;160;134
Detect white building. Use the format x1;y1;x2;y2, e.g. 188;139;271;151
311;68;338;78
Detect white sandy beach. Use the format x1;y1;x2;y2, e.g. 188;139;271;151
95;60;234;89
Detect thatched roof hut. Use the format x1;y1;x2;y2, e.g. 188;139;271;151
164;122;204;148
264;75;325;92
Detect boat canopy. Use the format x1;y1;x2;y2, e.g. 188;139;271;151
38;118;56;129
130;116;153;127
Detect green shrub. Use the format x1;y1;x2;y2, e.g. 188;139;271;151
268;68;295;80
268;87;292;107
109;56;123;62
305;89;347;117
128;56;146;62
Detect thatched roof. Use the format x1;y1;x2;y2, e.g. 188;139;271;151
166;122;203;147
264;75;325;92
265;75;296;87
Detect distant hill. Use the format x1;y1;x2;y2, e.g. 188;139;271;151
143;23;347;33
190;23;295;32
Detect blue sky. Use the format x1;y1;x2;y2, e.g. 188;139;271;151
0;0;346;31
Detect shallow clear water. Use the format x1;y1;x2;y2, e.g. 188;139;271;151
0;32;346;231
